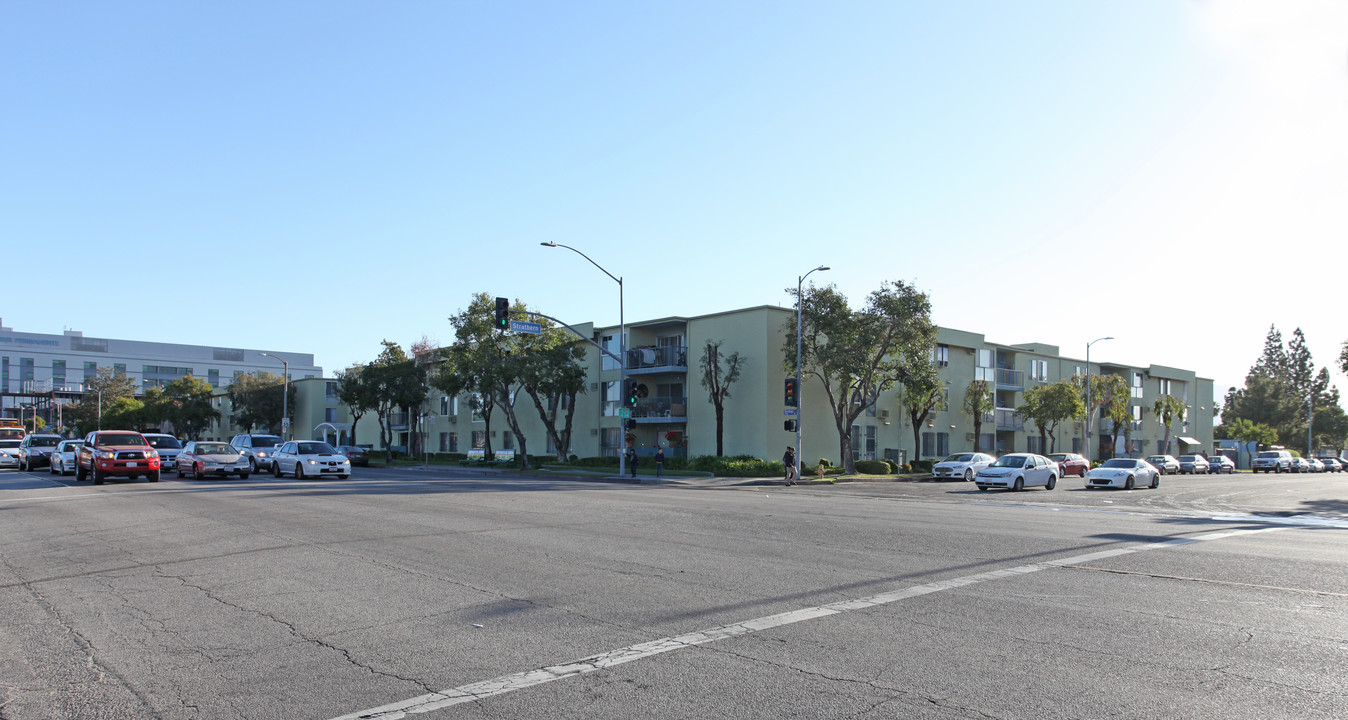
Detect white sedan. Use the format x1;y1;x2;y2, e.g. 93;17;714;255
49;440;85;476
0;439;21;469
931;452;996;481
974;453;1058;491
271;440;351;479
1086;458;1160;490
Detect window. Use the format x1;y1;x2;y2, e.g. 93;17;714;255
1029;359;1048;382
114;363;126;375
922;432;934;458
1132;405;1143;431
601;427;622;456
326;381;338;400
865;426;877;461
439;432;450;452
851;424;861;460
440;396;449;415
1071;437;1081;454
601;334;622;371
471;393;485;421
503;432;514;450
208;369;220;388
975;349;994;382
932;344;949;368
1027;436;1042;454
324;408;337;423
937;432;949;457
471;430;486;449
52;360;65;385
936;388;950;412
20;357;34;382
1132;372;1144;399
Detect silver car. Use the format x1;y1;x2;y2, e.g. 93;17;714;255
0;439;20;469
271;440;351;480
49;440;86;476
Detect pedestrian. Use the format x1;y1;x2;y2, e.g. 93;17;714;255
625;445;638;478
654;445;665;478
783;446;796;485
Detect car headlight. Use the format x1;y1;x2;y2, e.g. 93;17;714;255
306;459;318;465
97;450;115;460
256;451;268;458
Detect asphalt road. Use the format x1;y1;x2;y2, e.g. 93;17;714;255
1;466;1344;719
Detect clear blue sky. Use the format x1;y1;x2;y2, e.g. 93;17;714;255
4;1;1346;408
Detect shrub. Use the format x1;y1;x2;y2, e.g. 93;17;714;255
883;459;898;473
899;463;911;474
854;459;891;475
910;459;934;474
816;458;832;468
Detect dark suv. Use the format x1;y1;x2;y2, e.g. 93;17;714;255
77;430;161;484
18;433;63;471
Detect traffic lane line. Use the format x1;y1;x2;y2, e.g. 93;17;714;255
327;526;1285;720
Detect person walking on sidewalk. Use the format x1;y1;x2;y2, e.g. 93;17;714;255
654;446;665;478
625;445;638;478
783;446;797;485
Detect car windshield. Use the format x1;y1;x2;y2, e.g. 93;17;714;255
298;442;336;454
1258;452;1281;458
0;440;20;449
251;436;283;448
146;436;182;449
942;454;974;462
98;433;147;446
196;444;236;455
1102;459;1136;468
1146;456;1164;462
1048;454;1068;461
30;436;60;447
1179;456;1198;462
58;441;84;451
991;456;1026;468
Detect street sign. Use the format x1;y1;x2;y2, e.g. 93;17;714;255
618;409;632;419
509;320;542;334
784;409;799;416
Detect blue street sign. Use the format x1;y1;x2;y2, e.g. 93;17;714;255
784;409;799;416
509;320;542;334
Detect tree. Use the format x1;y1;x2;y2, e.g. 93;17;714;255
1018;381;1082;454
101;397;146;431
1095;374;1131;460
1223;374;1299;444
1152;394;1187;455
787;281;936;474
961;380;994;453
229;372;294;434
335;364;379;446
63;368;139;434
155;376;218;439
901;365;943;459
1313;404;1348;454
1339;339;1348;375
518;339;588;463
700;340;743;457
1216;417;1279;468
367;341;429;457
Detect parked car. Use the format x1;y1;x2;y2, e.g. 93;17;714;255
142;433;184;468
0;439;20;469
335;445;370;467
930;452;995;481
1305;457;1325;473
1317;457;1343;473
175;441;252;479
49;440;85;476
974;453;1058;491
229;434;285;472
1086;458;1161;490
1208;455;1237;474
76;430;161;484
1047;452;1089;478
17;433;63;471
1177;455;1210;474
1252;449;1292;473
1145;455;1181;475
271;440;351;479
1289;456;1311;473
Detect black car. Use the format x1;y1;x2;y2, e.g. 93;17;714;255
336;445;369;467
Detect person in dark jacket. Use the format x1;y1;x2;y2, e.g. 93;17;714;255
783;446;797;485
625;445;637;478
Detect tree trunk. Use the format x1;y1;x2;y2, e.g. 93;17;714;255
972;418;982;452
714;402;725;457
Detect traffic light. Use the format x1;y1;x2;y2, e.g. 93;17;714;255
784;377;798;407
784;419;797;432
625;380;638;407
494;297;509;330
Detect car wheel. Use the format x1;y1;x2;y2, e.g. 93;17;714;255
338;474;348;480
177;463;186;478
1151;473;1160;489
76;463;87;482
964;469;973;482
1046;475;1056;490
273;461;282;478
1013;477;1024;492
295;463;305;480
93;467;104;485
249;457;257;472
194;464;204;481
148;470;159;483
1124;476;1134;490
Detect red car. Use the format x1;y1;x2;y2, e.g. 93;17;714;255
76;430;161;485
1048;452;1089;477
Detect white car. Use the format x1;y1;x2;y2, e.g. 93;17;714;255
974;453;1058;491
0;439;20;469
1289;456;1311;473
175;441;252;479
1305;457;1325;473
1177;455;1210;474
271;440;351;479
1086;458;1160;490
931;452;996;481
142;433;184;468
49;440;86;476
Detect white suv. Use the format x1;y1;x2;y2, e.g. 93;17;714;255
229;434;285;472
142;434;184;469
1252;450;1292;473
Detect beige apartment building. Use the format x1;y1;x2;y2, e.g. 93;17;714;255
208;306;1215;465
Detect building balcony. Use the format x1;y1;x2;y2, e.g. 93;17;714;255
996;368;1024;390
994;407;1024;431
604;396;688;422
625;345;687;374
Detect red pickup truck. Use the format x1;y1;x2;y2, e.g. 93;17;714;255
76;430;161;485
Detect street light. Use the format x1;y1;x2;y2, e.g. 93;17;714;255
541;242;627;477
1084;336;1113;462
259;353;290;440
796;265;830;481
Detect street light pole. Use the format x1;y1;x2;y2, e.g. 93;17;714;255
1085;336;1113;463
541;242;627;477
259;353;290;440
796;265;829;481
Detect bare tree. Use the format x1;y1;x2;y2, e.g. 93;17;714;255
699;340;743;457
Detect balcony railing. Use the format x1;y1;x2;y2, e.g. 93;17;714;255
604;396;689;420
626;345;687;371
996;368;1024;388
994;407;1024;431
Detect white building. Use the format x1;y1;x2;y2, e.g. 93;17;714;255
0;319;321;422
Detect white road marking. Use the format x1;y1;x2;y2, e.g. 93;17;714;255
329;526;1284;720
